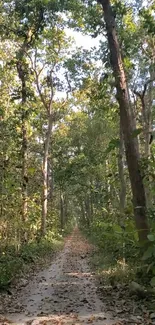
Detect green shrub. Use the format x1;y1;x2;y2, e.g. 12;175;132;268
0;235;63;288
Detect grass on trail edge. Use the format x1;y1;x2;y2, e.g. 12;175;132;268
0;237;64;290
83;229;137;286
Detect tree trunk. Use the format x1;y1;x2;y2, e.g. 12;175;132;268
105;159;111;211
49;157;54;203
60;190;64;230
134;93;150;157
21;112;28;241
142;95;151;158
134;70;155;207
90;192;94;221
139;94;151;208
80;200;86;223
146;66;155;157
145;67;155;207
84;197;90;227
64;194;68;225
41;114;53;236
118;121;126;213
17;58;28;243
98;0;149;242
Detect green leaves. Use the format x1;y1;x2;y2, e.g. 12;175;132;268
140;7;155;35
142;234;155;261
106;138;120;154
28;167;35;175
131;128;143;138
142;247;154;261
150;277;155;287
147;234;155;242
142;233;155;287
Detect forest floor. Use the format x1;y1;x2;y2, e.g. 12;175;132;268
0;229;155;325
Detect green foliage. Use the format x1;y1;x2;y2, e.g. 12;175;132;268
150;277;155;287
0;235;63;288
0;254;23;287
83;217;139;285
140;7;155;35
131;128;143;138
141;233;155;286
106;138;120;154
84;217;138;261
0;0;155;292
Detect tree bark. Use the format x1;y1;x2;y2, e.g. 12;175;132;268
134;74;155;207
21;110;28;241
118;121;126;213
48;156;54;203
60;189;64;230
84;197;90;227
64;194;68;225
105;159;111;211
98;0;149;242
17;57;28;243
33;65;54;237
134;83;152;158
80;200;86;223
41;114;53;236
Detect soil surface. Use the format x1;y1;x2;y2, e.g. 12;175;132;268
0;229;117;325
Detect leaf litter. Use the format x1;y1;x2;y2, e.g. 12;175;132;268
0;229;155;325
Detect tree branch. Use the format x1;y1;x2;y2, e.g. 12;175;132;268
133;78;155;99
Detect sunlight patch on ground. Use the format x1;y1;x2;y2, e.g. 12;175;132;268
8;312;115;325
40;280;81;286
100;259;129;276
66;271;93;278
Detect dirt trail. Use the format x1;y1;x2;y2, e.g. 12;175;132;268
2;229;116;325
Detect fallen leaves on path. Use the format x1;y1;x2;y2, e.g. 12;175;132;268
1;229;155;325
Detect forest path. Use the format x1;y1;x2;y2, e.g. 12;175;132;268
2;228;116;325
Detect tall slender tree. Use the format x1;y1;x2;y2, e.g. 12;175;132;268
97;0;149;242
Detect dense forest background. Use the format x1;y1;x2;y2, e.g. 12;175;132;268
0;0;155;289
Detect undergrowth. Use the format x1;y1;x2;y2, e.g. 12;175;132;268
0;235;63;289
82;218;155;290
90;247;136;287
82;220;142;286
